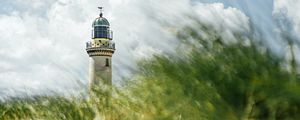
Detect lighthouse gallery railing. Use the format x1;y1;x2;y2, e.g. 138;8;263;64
86;41;115;50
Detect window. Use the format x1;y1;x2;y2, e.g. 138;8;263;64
105;58;110;67
94;26;109;38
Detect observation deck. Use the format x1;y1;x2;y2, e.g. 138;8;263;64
86;41;115;57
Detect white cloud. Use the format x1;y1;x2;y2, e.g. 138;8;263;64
273;0;300;68
273;0;300;42
0;0;249;100
192;3;249;43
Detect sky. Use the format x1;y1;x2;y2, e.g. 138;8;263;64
0;0;299;101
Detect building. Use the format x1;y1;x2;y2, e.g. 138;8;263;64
86;7;115;91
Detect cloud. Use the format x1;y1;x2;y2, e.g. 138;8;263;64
192;3;249;43
273;0;300;43
273;0;300;69
0;0;90;100
0;0;249;100
273;0;300;66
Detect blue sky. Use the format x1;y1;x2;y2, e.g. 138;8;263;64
0;0;299;100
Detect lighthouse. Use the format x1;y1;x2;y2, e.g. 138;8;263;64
86;7;115;90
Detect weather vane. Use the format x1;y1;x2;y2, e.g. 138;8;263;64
98;7;103;17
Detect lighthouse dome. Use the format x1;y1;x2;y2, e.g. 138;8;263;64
92;17;110;27
91;7;112;39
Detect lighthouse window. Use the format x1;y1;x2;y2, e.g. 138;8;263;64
106;58;110;67
94;26;109;38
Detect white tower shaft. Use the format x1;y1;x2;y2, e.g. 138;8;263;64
89;56;112;88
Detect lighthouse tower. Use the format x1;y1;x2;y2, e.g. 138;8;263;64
86;7;115;90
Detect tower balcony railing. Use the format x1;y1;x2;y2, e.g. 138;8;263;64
86;41;115;50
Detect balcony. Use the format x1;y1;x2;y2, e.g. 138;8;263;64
86;41;115;50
